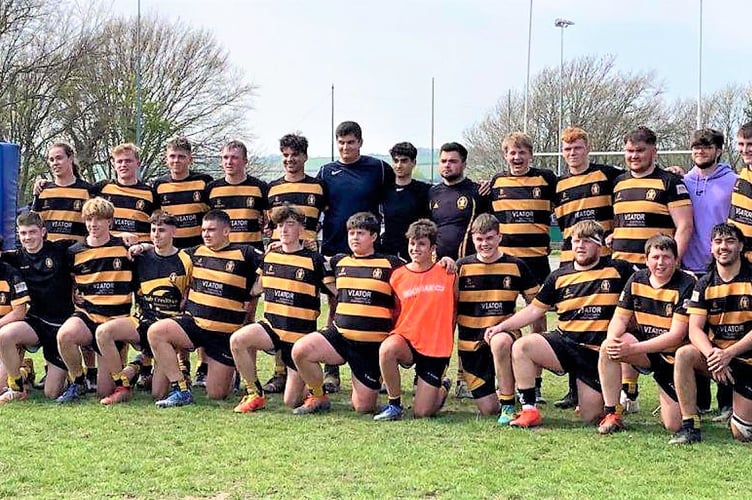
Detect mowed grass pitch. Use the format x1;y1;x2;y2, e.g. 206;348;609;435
0;311;749;499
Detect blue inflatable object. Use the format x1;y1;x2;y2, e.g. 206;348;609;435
0;143;19;249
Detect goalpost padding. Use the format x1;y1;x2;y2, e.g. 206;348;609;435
0;143;19;249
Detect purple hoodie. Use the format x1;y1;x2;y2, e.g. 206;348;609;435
682;163;737;273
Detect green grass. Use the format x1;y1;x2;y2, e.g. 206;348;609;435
0;312;749;498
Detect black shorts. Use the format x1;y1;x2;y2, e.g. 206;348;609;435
458;331;518;399
259;321;296;371
132;317;155;357
70;312;100;354
642;353;677;402
24;316;66;371
398;338;449;388
519;255;551;286
320;324;381;391
730;359;752;400
541;331;601;393
172;315;235;367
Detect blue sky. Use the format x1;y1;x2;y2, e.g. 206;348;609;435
111;0;752;157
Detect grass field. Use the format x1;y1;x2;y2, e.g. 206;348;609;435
0;312;749;498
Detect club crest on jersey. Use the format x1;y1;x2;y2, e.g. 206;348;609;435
73;200;82;211
456;196;469;210
307;194;316;206
113;258;122;270
45;257;54;269
169;272;178;284
563;287;574;299
615;191;623;202
431;201;439;209
600;280;611;292
0;293;7;305
372;268;383;279
225;261;236;273
664;303;673;316
214;200;224;208
646;189;657;201
740;296;750;310
497;188;505;198
246;197;255;208
266;264;274;275
295;268;305;280
532;187;542;199
136;200;145;210
591;184;600;196
193;191;202;202
503;276;512;289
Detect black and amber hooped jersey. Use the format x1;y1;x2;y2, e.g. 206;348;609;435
206;177;268;246
32;179;93;242
554;164;622;265
429;178;490;260
456;253;539;350
331;253;402;343
258;248;334;343
687;264;752;364
267;175;327;242
0;262;30;318
94;180;159;243
153;172;212;248
611;169;691;266
68;236;134;323
490;167;557;259
729;167;752;259
534;258;634;348
133;249;193;323
616;268;695;353
184;243;261;333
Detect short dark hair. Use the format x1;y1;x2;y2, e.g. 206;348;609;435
149;210;178;227
203;209;231;227
389;142;418;162
712;223;745;245
471;213;499;235
335;121;362;141
346;212;380;235
17;211;45;228
405;219;437;246
440;142;468;163
223;140;248;161
644;234;677;258
691;128;724;149
270;204;305;225
279;134;308;155
738;122;752;140
165;136;192;154
624;126;657;146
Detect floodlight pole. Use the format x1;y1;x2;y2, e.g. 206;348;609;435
555;18;574;176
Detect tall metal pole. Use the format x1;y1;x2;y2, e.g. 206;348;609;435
555;19;574;176
523;0;533;133
696;0;703;129
331;84;335;161
135;0;142;148
430;77;435;184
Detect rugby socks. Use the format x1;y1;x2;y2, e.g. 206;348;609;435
111;371;131;388
535;377;543;390
681;414;700;430
170;378;190;393
388;396;402;409
519;387;537;409
604;404;623;416
70;370;86;386
622;378;639;401
7;374;24;392
245;377;264;397
499;394;515;407
309;384;325;397
273;352;286;377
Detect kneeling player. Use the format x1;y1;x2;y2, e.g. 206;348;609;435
291;212;401;415
597;234;695;434
459;213;539;422
95;211;192;405
56;198;135;403
374;219;455;421
485;221;633;427
230;206;335;413
147;210;261;407
672;223;752;444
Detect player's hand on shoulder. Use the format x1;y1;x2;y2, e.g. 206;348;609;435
33;176;47;196
120;232;140;247
437;256;457;274
665;165;686;177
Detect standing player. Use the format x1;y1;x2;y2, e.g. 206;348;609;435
553;126;622;409
95;211;193;405
381;142;431;260
485;221;633;427
55;198;135;403
597;235;695;434
672;223;752;444
291;212;401;415
229;206;335;413
0;212;74;401
33;143;92;242
374;219;455;421
429;141;490;398
316;121;395;393
456;213;539;423
147;209;261;407
152;137;212;248
263;134;327;394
